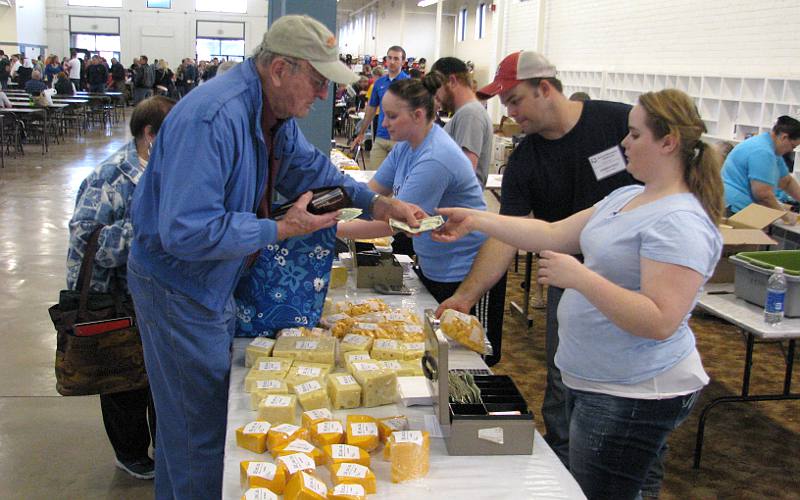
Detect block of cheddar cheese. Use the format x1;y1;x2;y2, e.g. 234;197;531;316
245;338;276;368
294;379;331;412
329;463;377;494
301;408;334;429
327;374;361;410
273;336;336;365
352;364;397;408
277;453;317;481
345;415;379;452
377;416;408;444
235;421;272;453
274;439;325;466
311;420;344;447
326;483;367;500
267;423;309;455
284;471;328;500
250;379;290;410
322;443;371;469
244;357;293;392
239;461;287;494
386;430;430;482
257;394;297;425
241;487;279;500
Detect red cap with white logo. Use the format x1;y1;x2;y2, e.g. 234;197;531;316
477;50;557;99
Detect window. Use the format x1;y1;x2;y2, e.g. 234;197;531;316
195;0;246;14
475;3;486;39
147;0;171;8
67;0;121;7
72;33;121;61
457;8;467;42
196;38;245;62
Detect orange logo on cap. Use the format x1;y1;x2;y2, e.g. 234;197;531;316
326;36;336;48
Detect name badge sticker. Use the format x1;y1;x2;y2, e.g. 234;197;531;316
588;145;627;181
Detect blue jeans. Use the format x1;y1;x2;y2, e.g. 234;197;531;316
565;387;701;500
127;258;235;500
543;286;570;464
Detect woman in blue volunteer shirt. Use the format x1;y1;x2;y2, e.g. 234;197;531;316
434;89;724;499
338;76;487;302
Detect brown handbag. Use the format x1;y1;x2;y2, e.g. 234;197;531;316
48;227;148;396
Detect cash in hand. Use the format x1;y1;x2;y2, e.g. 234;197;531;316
388;215;445;234
336;207;363;222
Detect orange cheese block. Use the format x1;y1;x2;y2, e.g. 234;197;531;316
377;416;408;444
275;439;326;466
277;452;317;479
283;471;328;500
327;483;367;500
311;420;344;447
241;487;279;500
322;444;371;469
301;408;334;430
386;430;430;482
239;461;287;494
329;463;377;494
236;421;272;454
267;424;309;455
345;415;379;452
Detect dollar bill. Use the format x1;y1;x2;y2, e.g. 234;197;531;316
336;207;363;222
388;215;445;234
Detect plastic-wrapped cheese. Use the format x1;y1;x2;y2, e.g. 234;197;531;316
294;380;331;412
321;313;354;339
322;443;371;469
352;364;398;407
235;421;272;453
329;463;377;494
284;471;328;500
241;487;279;500
301;408;334;429
245;338;276;367
267;423;309;455
343;298;389;317
377;416;409;444
244;357;293;392
344;355;373;375
278;454;318;484
257;394;297;425
349;322;384;339
345;415;380;452
439;309;488;354
327;374;362;410
339;334;373;354
273;336;336;365
240;461;287;494
386;430;430;483
250;379;289;410
277;328;305;338
327;483;367;500
401;342;425;360
370;339;404;360
274;439;325;466
311;420;344;447
301;327;332;337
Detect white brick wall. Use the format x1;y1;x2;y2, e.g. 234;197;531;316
504;0;540;54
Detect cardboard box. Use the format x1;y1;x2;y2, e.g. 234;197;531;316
712;204;785;283
492;116;522;138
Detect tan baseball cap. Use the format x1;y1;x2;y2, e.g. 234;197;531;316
259;15;358;85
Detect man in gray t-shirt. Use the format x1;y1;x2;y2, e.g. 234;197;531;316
431;57;493;187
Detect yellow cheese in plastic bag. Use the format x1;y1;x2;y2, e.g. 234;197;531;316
439;309;488;354
386;430;430;482
239;461;287;494
377;416;408;444
329;462;377;494
235;421;272;453
322;443;371;469
311;420;344;447
345;415;379;452
277;452;317;480
283;470;327;500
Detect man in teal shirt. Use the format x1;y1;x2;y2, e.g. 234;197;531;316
722;115;800;224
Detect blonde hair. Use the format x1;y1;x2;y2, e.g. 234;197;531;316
638;89;724;225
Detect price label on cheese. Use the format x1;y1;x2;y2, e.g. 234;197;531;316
250;338;275;349
404;342;425;351
255;379;282;390
296;366;322;377
331;444;361;459
336;375;357;386
280;328;303;337
318;421;343;434
393;430;423;445
295;380;323;395
258;361;282;371
342;334;368;345
302;471;328;497
332;484;365;497
374;339;399;349
346;353;370;362
283;439;315;453
351;422;378;437
264;395;291;407
243;421;271;435
336;463;368;479
381;416;408;431
272;423;300;436
403;324;423;333
352;362;379;372
387;312;406;322
379;360;402;370
326;313;350;323
246;462;277;480
296;340;319;350
244;487;278;500
355;322;378;330
278;453;315;474
304;408;332;422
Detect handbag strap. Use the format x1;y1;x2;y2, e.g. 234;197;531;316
76;226;126;319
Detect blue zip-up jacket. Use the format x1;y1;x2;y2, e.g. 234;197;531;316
130;58;375;312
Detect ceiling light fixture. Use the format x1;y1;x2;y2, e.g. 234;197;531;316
417;0;438;7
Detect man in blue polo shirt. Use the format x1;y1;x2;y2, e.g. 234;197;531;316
722;115;800;224
352;45;409;169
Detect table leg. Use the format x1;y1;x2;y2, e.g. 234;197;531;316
784;339;796;395
510;252;534;328
742;331;755;397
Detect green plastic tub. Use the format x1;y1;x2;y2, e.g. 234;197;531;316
730;250;800;317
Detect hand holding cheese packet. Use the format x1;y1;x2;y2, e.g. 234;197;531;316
439;309;493;356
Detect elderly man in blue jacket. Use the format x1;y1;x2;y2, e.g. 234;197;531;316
128;15;423;500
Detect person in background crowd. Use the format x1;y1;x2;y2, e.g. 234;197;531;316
569;91;591;102
16;58;33;89
202;57;219;82
154;59;175;97
54;71;76;95
24;69;47;96
351;45;410;169
0;54;10;90
9;55;21;82
429;56;493;188
345;75;369;112
34;55;45;74
66;51;82;90
721;115;800;223
338;76;487;305
0;90;12;108
177;58;198;97
110;57;126;93
434;88;722;500
87;55;109;93
45;55;62;87
67;96;176;481
132;55;154;105
215;60;238;77
126;15;423;499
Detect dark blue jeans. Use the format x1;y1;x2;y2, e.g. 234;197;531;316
565;387;701;500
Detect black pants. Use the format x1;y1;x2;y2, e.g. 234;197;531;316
100;386;156;461
415;266;464;306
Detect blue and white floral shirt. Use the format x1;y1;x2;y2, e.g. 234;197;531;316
67;140;143;292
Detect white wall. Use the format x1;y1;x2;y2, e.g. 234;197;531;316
18;0;48;49
44;0;267;67
451;0;495;87
0;5;19;55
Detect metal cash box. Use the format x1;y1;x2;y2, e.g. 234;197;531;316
422;311;535;456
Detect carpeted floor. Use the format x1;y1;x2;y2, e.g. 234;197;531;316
491;263;800;499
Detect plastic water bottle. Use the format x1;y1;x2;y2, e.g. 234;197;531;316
764;266;787;324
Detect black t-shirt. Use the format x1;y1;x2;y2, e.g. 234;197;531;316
500;100;636;222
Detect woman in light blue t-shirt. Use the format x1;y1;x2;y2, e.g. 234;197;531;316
434;89;724;499
339;76;486;303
